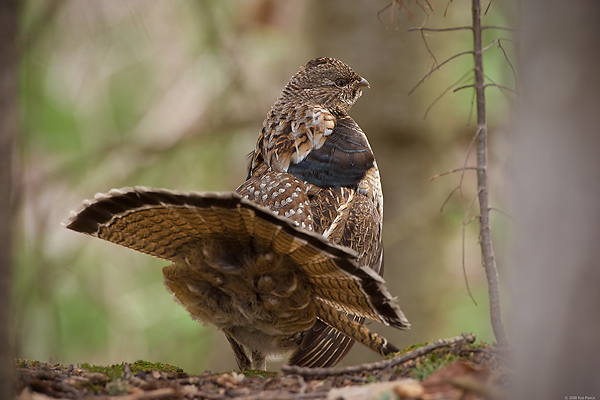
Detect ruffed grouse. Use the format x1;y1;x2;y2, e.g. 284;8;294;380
64;57;410;370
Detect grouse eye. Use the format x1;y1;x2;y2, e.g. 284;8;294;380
335;78;348;87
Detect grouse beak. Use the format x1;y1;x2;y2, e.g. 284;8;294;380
358;77;370;88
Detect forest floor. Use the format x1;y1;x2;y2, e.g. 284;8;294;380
13;334;508;400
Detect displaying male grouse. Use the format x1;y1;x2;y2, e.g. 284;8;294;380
64;57;409;371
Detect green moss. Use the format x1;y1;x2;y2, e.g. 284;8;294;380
238;370;278;378
465;341;491;350
15;359;44;368
130;360;184;375
388;340;491;381
409;351;460;381
81;360;185;381
388;341;430;358
80;363;123;382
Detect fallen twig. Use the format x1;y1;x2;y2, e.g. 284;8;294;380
281;333;476;377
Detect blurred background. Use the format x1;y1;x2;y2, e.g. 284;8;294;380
14;0;517;373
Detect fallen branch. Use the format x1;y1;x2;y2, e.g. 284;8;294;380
281;333;476;377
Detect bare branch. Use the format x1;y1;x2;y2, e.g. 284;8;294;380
408;26;473;32
408;25;518;32
408;51;473;95
481;25;521;32
481;39;499;53
497;39;518;90
281;334;476;377
482;37;515;53
439;186;461;213
429;167;477;181
420;29;439;70
484;0;494;15
437;129;479;212
444;0;454;17
484;83;519;95
377;2;394;30
453;82;519;98
379;0;438;30
483;73;519;102
419;0;435;14
480;37;519;91
490;207;514;221
464;214;480;226
454;84;474;93
410;0;428;13
458;124;480;195
422;69;474;119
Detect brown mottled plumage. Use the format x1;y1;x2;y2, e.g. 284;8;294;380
64;57;409;371
246;57;391;368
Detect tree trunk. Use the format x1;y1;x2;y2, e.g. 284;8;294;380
0;0;19;397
